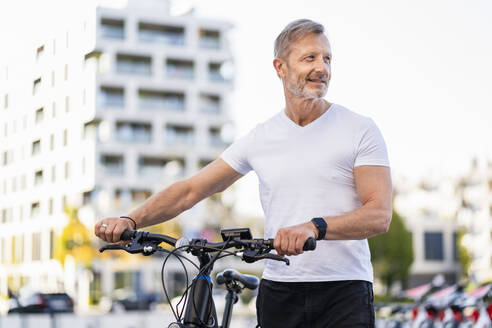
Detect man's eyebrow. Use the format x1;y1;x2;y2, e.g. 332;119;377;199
298;51;332;59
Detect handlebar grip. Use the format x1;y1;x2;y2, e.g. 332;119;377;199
303;237;316;251
120;230;136;241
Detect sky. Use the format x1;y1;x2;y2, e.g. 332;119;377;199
1;0;491;216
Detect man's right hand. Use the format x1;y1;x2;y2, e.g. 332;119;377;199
94;217;134;243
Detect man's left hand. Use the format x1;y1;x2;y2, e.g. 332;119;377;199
274;221;318;257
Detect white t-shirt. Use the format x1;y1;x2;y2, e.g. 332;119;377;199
220;103;390;282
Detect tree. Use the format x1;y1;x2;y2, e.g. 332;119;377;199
456;228;472;279
368;209;414;296
55;206;96;267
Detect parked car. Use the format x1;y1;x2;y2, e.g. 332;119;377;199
112;291;162;311
8;292;74;314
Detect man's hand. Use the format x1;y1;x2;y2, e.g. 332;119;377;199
274;221;318;257
94;217;134;243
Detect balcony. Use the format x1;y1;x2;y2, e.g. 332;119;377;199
100;18;124;40
115;122;152;143
165;125;194;146
200;94;221;114
209;127;228;147
101;155;124;176
199;29;220;49
138;90;185;111
208;63;227;82
116;54;151;75
166;59;194;79
138;23;185;46
99;86;124;108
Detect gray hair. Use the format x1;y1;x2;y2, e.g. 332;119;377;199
274;19;325;59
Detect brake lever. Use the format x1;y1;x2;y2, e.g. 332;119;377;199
239;249;290;265
99;244;127;252
99;241;159;256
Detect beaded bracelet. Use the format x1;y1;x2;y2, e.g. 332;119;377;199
120;216;137;230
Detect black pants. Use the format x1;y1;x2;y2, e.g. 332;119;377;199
256;279;375;328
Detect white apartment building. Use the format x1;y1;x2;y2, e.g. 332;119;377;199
393;174;461;287
455;158;492;283
0;0;234;309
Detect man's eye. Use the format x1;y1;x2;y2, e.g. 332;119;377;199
305;56;314;60
324;56;331;63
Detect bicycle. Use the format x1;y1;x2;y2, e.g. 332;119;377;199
99;227;316;328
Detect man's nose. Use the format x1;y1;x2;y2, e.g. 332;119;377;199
314;57;329;76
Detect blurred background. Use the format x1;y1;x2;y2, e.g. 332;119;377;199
0;0;491;325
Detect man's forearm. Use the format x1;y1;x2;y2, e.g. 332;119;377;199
128;180;193;229
321;202;392;240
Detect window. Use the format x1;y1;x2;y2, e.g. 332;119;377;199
116;54;151;75
83;191;91;205
32;140;41;156
208;62;226;82
21;174;26;189
33;78;42;95
36;45;45;60
424;232;444;261
3;93;7;109
115;122;152;143
51;165;56;183
165;124;194;145
199;29;220;49
30;202;40;218
49;198;54;215
35;107;44;124
200;94;220;114
83;89;86;105
101;154;124;175
138;22;184;45
50;230;55;259
34;169;43;186
166;59;194;79
32;232;41;261
64;161;70;179
63;129;68;146
51;70;55;87
65;96;69;112
64;64;68;81
101;18;124;39
52;102;56;118
50;134;55;150
138;89;184;111
100;86;124;107
209;127;226;147
52;39;56;55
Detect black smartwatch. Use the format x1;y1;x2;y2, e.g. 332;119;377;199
311;217;327;240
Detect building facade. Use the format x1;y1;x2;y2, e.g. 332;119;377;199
0;0;234;311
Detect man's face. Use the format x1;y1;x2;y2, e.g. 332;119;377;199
281;33;332;99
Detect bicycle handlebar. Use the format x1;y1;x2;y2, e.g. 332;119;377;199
119;229;316;252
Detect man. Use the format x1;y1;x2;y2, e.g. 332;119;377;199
95;19;392;327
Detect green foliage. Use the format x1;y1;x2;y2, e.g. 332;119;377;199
456;228;472;278
369;209;414;295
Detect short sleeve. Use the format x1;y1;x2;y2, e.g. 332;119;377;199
354;119;390;167
220;128;256;175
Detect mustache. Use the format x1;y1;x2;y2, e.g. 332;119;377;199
306;73;329;82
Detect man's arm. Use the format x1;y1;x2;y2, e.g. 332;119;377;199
275;165;392;256
95;158;243;243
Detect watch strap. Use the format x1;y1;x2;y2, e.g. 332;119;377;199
311;217;327;240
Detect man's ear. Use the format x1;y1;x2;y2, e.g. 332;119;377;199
273;58;286;79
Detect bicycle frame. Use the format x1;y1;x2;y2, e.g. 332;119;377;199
173;252;239;328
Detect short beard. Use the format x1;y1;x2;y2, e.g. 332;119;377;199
285;76;328;99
